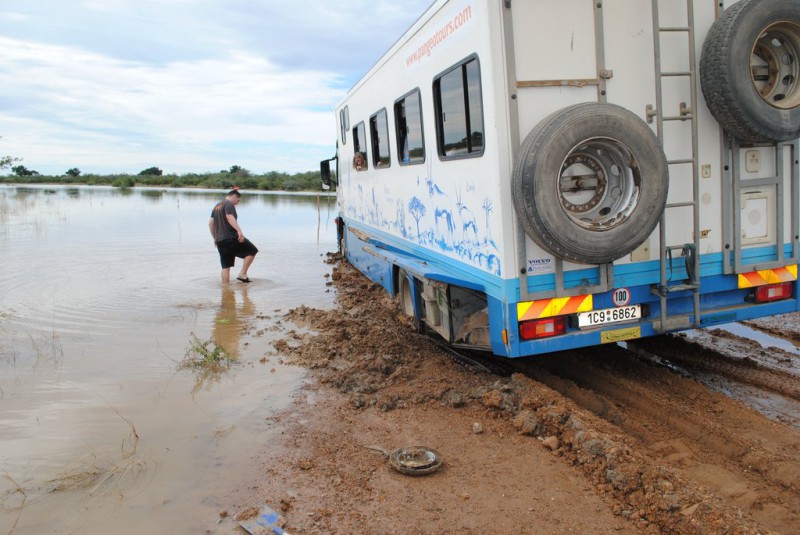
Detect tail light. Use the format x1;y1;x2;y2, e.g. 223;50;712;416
519;317;566;341
754;282;793;303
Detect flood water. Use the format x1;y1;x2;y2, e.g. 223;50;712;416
0;185;337;533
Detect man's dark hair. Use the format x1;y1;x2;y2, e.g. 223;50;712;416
228;190;241;197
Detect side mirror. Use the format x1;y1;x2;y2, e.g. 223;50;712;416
320;159;331;190
320;158;337;190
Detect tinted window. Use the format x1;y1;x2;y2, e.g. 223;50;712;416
394;89;425;165
369;109;391;169
434;56;484;158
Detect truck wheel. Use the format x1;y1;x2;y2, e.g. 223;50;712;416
512;103;668;265
337;220;348;260
398;270;415;318
700;0;800;143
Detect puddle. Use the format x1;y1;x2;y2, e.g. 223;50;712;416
701;322;800;356
0;186;337;533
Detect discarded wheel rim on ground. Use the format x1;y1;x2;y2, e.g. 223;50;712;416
388;446;442;476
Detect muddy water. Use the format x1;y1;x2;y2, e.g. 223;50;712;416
0;185;336;534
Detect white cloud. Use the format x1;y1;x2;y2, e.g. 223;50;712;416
0;11;28;22
0;36;342;174
0;0;434;175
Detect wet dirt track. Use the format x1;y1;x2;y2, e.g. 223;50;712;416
513;339;800;534
224;258;800;535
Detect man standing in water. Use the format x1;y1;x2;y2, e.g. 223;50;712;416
209;189;259;283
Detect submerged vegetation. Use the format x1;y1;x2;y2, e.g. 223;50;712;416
180;333;236;395
0;166;335;192
44;407;144;496
180;333;234;371
1;406;146;530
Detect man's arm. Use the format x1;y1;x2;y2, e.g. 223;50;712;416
209;217;216;240
225;214;244;242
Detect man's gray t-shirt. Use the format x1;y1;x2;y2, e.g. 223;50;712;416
211;200;238;242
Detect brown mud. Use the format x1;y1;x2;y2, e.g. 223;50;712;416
222;255;800;534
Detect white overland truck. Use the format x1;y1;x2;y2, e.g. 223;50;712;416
321;0;800;357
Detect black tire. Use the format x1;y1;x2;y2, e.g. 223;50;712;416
512;102;668;265
700;0;800;143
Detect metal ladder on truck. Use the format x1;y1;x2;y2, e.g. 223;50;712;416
648;0;701;332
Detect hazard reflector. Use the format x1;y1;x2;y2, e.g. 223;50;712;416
517;294;593;321
738;265;797;288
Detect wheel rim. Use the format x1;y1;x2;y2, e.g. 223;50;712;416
557;138;641;232
751;21;800;110
388;446;442;476
400;276;414;317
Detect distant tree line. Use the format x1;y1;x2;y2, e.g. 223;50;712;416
0;165;336;192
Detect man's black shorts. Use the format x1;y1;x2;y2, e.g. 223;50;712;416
216;238;259;268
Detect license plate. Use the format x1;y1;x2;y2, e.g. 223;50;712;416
577;305;641;328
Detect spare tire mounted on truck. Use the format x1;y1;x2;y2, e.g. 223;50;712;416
699;0;800;144
512;102;669;265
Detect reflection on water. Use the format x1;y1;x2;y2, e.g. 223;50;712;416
213;285;254;360
0;185;336;534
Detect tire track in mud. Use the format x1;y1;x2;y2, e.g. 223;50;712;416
631;333;800;429
640;327;800;428
635;333;800;402
510;342;800;534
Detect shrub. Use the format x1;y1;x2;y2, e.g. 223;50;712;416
112;176;135;188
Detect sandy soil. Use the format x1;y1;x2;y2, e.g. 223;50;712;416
214;255;800;535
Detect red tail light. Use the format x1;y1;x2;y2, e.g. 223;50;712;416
519;317;566;341
754;282;793;303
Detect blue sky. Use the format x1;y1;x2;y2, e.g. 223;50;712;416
0;0;432;175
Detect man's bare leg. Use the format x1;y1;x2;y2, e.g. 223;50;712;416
237;255;255;281
221;267;231;284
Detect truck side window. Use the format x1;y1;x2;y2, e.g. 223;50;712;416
369;109;391;169
433;55;484;159
340;106;349;145
394;89;425;165
353;121;368;170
